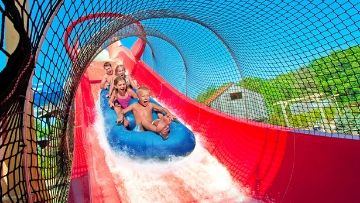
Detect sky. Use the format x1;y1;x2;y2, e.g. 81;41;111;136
1;0;359;98
0;1;5;72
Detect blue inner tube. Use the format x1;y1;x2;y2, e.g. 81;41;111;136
100;89;196;160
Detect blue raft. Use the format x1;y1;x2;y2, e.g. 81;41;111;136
100;89;196;159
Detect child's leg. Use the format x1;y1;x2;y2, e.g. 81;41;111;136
114;106;123;123
157;117;171;139
151;119;169;136
114;106;128;127
143;117;171;139
142;119;169;139
157;113;163;119
123;119;129;127
141;120;158;132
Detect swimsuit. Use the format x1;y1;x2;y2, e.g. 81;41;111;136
116;93;131;108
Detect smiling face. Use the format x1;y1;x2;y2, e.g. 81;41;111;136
115;65;125;77
104;64;113;75
115;79;127;91
137;88;150;107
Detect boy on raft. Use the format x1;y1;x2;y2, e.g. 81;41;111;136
118;86;176;140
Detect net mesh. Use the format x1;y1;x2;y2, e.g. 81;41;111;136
0;0;359;202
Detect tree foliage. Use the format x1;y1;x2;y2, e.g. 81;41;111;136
309;45;360;104
196;86;218;103
196;45;360;134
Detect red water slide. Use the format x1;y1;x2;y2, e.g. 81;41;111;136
123;39;360;202
69;36;360;202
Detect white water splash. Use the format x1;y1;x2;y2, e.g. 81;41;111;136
93;101;257;203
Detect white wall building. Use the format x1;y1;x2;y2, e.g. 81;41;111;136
205;83;268;121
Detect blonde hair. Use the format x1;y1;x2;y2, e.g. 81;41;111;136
114;76;126;86
137;86;149;95
115;64;124;73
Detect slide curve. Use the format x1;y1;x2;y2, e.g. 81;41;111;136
69;39;360;202
125;39;360;202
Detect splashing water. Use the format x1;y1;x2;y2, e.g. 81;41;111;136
93;101;257;203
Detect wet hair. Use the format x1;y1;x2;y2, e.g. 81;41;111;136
114;76;127;86
103;62;112;68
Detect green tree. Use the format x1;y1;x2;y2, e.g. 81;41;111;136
196;86;218;103
334;107;360;135
238;77;265;93
309;46;360;104
197;45;360;133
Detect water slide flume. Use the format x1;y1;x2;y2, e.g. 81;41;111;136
100;89;196;159
66;14;360;202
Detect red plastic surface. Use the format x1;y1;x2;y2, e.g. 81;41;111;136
70;39;360;202
69;74;123;203
129;40;360;202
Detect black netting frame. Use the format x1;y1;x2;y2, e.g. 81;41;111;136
0;0;360;202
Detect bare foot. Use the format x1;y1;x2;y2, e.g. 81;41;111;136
123;119;129;127
155;117;171;139
162;116;171;125
116;118;123;125
116;117;129;128
159;126;170;140
116;115;124;125
157;113;163;119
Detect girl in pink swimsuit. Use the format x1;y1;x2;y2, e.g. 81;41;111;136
108;64;138;97
109;77;138;126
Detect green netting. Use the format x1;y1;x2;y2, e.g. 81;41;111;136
0;0;359;202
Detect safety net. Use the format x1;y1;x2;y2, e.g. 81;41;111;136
0;0;359;202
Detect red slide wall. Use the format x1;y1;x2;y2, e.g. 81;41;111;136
122;40;360;202
69;75;124;202
64;14;360;202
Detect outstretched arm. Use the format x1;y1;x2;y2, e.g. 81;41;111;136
108;90;116;108
127;74;139;89
128;75;139;89
128;88;138;99
122;104;134;115
152;104;176;120
100;76;107;89
108;76;116;97
115;104;134;123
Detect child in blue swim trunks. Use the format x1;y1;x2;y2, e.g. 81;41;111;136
100;62;114;90
119;87;176;139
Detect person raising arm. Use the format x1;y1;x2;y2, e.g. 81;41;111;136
120;87;175;140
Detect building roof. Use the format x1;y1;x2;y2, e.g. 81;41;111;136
203;83;234;106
